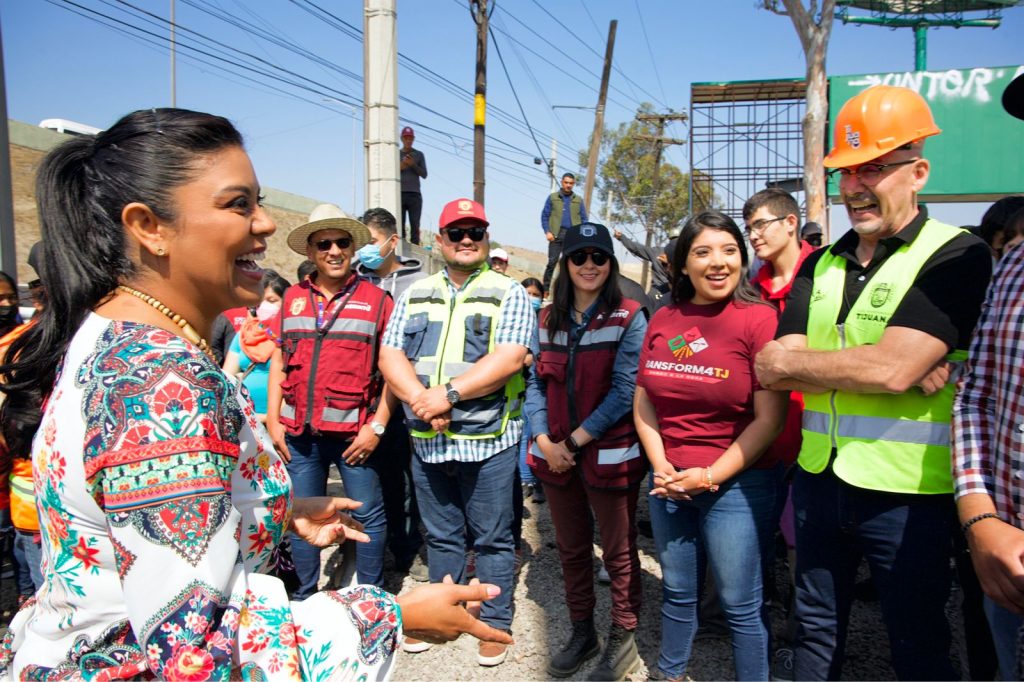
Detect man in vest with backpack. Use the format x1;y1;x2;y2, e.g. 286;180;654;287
379;198;534;667
754;86;992;679
266;204;397;599
541;173;588;293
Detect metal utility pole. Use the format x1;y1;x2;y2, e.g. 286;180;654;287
170;0;176;106
470;0;489;205
364;0;400;219
0;20;15;277
584;20;616;212
634;112;686;290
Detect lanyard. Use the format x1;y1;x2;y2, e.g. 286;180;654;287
310;278;357;331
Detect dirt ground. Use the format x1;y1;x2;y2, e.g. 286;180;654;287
317;475;970;682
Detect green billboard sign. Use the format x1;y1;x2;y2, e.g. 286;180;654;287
828;64;1024;200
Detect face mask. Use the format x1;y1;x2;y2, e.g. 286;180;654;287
255;300;280;322
529;295;542;312
0;305;17;325
356;239;394;270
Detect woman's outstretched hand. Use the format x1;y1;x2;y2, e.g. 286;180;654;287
291;497;369;547
397;576;516;645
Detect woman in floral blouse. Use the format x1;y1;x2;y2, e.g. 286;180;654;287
0;108;510;680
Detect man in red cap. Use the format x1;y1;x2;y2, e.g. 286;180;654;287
400;126;428;245
380;198;534;667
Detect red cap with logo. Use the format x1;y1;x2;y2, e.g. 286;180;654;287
439;198;489;229
401;126;415;138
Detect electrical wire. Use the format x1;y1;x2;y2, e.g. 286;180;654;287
633;0;668;107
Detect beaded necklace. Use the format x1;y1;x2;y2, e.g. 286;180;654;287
117;285;216;362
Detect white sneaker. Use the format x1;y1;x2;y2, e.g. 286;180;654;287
402;637;433;653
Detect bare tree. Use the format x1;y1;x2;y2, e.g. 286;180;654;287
762;0;836;230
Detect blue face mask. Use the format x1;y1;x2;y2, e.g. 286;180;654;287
529;295;542;311
356;239;393;270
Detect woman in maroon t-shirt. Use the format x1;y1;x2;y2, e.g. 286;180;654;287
634;211;787;681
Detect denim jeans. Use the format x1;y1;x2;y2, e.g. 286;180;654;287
649;467;776;681
411;445;517;631
791;466;956;681
286;431;387;597
13;531;42;596
369;415;422;566
985;594;1024;679
518;420;536;485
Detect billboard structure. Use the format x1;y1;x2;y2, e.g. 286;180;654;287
828;64;1024;201
689;64;1024;219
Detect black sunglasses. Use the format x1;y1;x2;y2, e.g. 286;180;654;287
568;250;610;267
313;236;353;252
444;226;487;242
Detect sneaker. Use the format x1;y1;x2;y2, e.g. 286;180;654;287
771;647;795;681
478;639;509;666
597;561;611;584
533;483;546;503
547;617;599;678
589;623;640;680
466;550;477;579
407;555;429;583
514;548;523;576
402;636;433;653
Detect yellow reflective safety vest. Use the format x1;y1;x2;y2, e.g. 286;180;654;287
401;266;525;440
801;218;966;494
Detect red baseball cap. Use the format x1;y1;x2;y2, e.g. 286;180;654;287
439;198;489;229
401;126;415;138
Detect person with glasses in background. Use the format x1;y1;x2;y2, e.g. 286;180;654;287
754;86;992;680
525;223;648;681
266;204;397;598
379;198;534;667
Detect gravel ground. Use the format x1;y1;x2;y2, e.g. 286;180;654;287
317;475;970;682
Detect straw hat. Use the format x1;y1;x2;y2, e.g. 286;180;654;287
286;203;371;255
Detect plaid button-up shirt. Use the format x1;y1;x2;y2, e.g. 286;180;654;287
952;244;1024;528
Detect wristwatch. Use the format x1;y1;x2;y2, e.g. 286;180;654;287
565;435;581;453
369;421;386;436
444;381;461;405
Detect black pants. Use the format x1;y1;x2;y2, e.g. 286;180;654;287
401;191;423;245
543;233;564;293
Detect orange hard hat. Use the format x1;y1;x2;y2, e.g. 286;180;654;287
824;85;941;168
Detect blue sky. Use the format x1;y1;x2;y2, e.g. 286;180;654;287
3;1;1022;256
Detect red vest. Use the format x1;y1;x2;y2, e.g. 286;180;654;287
278;276;388;438
529;299;645;489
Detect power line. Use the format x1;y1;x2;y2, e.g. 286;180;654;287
488;24;549;177
633;0;668;106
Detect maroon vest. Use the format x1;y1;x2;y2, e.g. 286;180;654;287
278;276;388;438
529;299;645;489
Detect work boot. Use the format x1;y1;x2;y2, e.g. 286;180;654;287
547;617;599;678
590;623;640;681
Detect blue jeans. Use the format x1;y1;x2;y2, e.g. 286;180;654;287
286;431;387;597
791;466;956;681
13;531;42;596
518;420;535;485
411;445;517;631
649;467;776;681
985;595;1023;679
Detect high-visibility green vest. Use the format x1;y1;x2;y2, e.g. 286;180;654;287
402;266;525;440
801;218;966;494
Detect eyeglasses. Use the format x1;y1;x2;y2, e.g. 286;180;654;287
826;158;919;184
313;236;353;252
443;226;487;242
568;250;610;267
745;216;786;237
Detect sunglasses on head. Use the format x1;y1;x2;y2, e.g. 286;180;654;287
443;226;487;242
568;250;610;267
313;236;353;252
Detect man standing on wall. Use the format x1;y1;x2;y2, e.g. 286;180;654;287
541;173;588;293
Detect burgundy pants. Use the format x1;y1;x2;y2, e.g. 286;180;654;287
542;470;642;629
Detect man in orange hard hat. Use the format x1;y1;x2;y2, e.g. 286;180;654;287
755;85;992;679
